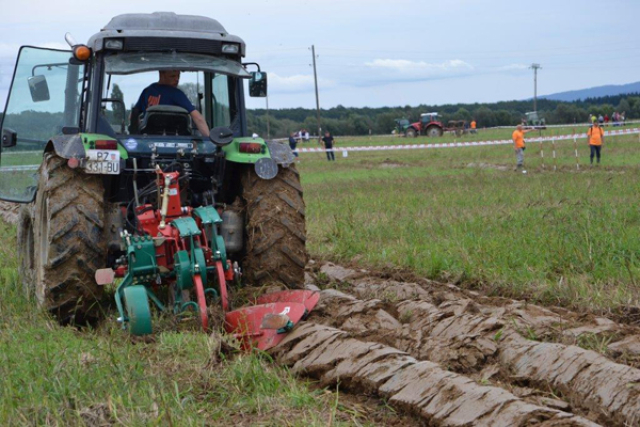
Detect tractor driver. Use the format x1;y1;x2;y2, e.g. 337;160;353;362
130;70;210;137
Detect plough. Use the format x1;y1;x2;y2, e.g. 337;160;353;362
96;167;318;350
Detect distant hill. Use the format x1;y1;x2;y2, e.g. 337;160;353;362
541;82;640;102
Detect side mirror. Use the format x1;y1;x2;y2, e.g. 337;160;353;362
28;75;50;102
249;71;268;97
209;126;234;146
2;128;17;148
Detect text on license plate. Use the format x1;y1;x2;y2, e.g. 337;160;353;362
85;150;120;175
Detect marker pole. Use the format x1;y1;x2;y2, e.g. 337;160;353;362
552;138;557;171
539;139;545;170
573;136;580;170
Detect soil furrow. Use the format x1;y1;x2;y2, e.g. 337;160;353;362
299;264;640;425
271;322;601;426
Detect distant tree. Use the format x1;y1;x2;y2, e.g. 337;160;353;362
617;99;631;115
110;84;125;123
473;107;496;128
178;83;201;110
452;108;472;122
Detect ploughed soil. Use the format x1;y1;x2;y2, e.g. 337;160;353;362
268;261;640;427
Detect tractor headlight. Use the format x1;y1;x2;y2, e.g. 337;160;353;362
104;39;124;50
222;44;239;54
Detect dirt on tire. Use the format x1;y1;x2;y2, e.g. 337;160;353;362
26;154;108;324
241;165;307;288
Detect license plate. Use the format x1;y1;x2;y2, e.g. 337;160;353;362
85;150;120;175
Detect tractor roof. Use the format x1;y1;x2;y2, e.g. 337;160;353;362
87;12;246;56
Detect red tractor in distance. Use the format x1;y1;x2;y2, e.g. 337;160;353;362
405;112;445;138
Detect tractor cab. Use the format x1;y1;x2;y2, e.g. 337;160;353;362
420;112;439;125
0;13;268;203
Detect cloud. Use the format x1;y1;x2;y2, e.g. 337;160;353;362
365;58;474;76
497;63;528;71
268;73;336;94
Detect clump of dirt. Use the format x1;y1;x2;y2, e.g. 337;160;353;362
381;158;408;168
466;162;510;171
0;201;19;224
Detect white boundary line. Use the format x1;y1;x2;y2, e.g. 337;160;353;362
297;127;640;154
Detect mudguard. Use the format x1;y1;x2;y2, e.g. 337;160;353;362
222;137;295;167
47;133;128;160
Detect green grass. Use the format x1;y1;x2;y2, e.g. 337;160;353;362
0;221;376;426
304;123;639;148
300;131;640;313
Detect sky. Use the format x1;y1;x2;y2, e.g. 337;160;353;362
0;0;638;110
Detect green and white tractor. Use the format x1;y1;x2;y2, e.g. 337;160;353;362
1;13;311;343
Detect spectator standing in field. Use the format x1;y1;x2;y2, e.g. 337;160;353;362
322;131;336;161
588;122;604;164
470;119;477;134
604;114;609;126
303;129;310;143
622;112;626;125
598;114;604;125
512;124;534;173
288;132;299;157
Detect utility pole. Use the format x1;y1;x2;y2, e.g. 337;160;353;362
530;63;541;112
311;45;321;139
266;95;270;140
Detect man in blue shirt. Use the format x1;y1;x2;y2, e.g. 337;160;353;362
132;70;210;137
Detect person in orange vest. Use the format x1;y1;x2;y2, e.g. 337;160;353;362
588;122;604;164
512;124;534;173
470;119;477;134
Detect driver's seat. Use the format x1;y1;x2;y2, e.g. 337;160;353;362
139;105;192;136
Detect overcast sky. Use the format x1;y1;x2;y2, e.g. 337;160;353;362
1;0;637;110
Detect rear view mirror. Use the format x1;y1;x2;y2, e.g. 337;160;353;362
249;71;267;97
2;128;17;148
28;75;50;102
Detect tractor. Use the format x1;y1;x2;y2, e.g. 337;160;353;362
524;111;546;129
393;118;410;135
404;112;444;138
0;13;314;349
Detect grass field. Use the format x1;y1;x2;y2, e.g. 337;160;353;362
2;126;639;425
0;217;382;426
298;123;639;148
300;130;640;314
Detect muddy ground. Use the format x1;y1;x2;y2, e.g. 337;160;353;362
268;262;640;427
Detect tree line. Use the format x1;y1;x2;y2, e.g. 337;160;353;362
2;92;640;140
247;93;640;137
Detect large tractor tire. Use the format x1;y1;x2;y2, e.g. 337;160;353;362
426;125;444;137
27;153;108;324
405;127;417;138
241;164;307;288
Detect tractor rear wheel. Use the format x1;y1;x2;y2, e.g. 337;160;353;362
241;165;307;288
30;153;108;324
426;125;443;137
